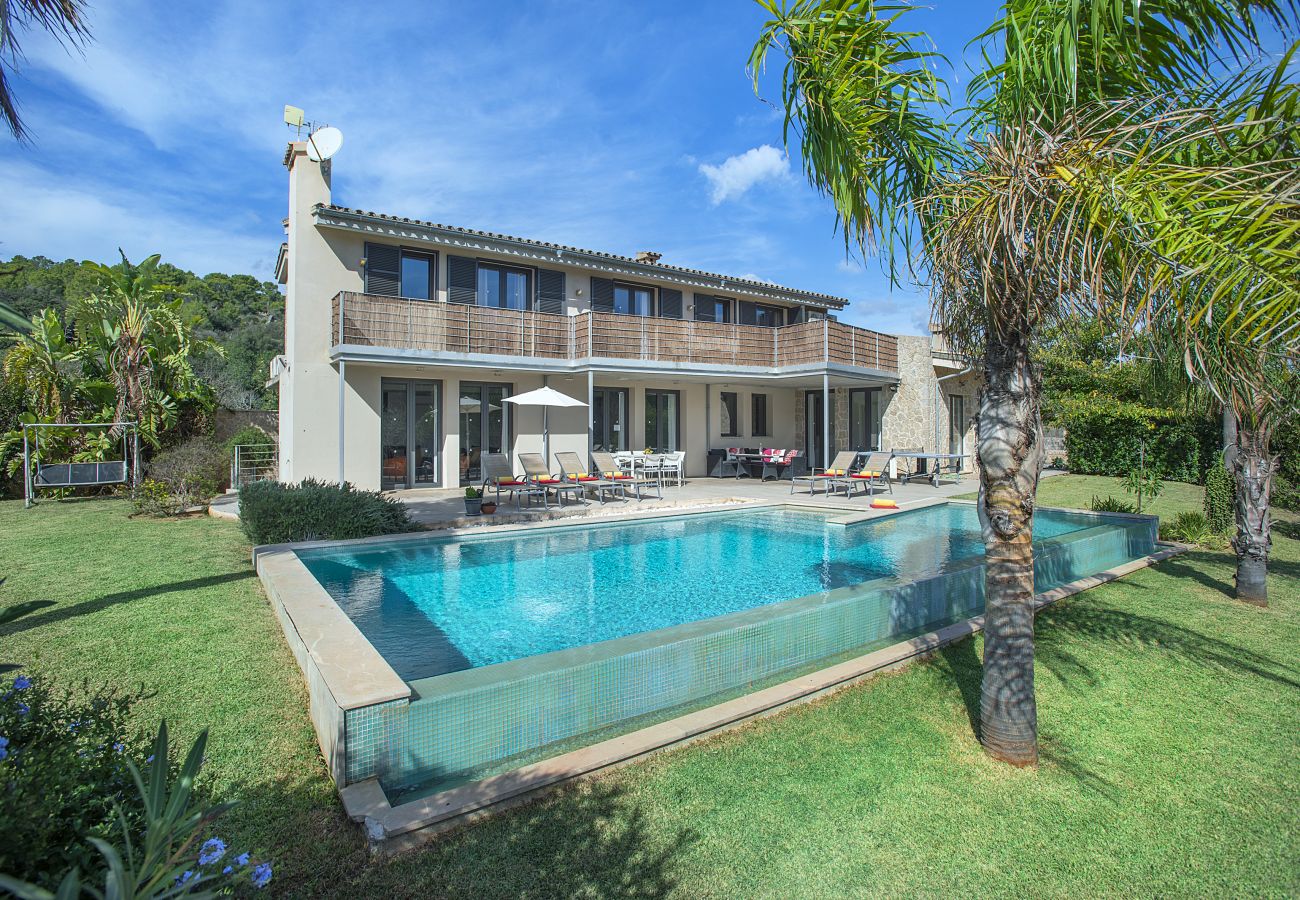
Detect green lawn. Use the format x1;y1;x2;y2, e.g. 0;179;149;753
2;480;1297;898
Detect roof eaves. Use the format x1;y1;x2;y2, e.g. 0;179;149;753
312;204;850;310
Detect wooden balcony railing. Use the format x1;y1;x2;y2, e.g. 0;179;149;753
332;292;898;373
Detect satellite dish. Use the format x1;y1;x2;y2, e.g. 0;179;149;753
306;126;343;162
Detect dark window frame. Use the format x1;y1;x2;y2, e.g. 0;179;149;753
612;280;657;317
752;393;770;437
592;386;631;452
848;387;883;451
645;389;681;452
720;391;740;437
754;303;784;328
476;260;534;311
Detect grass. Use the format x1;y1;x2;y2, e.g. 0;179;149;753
1;478;1297;897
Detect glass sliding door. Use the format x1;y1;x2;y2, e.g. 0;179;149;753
459;382;510;484
592;387;628;452
804;390;836;468
948;394;966;457
848;387;883;451
644;389;680;452
380;378;441;490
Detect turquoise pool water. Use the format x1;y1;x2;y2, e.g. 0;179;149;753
297;504;1098;683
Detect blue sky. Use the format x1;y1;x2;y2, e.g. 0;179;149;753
3;1;1000;335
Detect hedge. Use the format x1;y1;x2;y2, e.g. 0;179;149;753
239;478;417;544
1056;396;1217;483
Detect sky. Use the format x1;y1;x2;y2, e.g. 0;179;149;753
1;1;1001;335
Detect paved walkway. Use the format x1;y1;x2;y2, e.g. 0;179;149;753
394;473;985;529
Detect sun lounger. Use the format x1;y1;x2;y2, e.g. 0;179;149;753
555;451;626;503
592;452;663;501
790;450;858;496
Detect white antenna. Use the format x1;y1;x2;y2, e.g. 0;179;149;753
306;125;343;162
283;105;343;162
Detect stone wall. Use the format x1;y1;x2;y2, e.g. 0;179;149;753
786;334;983;471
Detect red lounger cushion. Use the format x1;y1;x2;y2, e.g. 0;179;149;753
497;479;526;486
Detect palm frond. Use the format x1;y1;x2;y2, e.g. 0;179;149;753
968;0;1300;128
749;0;958;277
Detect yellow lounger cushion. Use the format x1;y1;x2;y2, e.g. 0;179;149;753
871;499;898;509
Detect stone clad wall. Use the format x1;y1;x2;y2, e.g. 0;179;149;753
787;334;983;471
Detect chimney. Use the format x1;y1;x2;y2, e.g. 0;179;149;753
635;250;662;265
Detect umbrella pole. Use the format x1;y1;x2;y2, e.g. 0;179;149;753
543;407;550;469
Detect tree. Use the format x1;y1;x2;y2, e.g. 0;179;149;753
72;252;219;446
0;0;90;140
752;0;1300;765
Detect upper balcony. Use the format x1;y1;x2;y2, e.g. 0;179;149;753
331;292;899;375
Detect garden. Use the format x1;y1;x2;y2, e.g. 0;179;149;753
1;478;1297;896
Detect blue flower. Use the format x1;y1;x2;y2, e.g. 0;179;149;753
198;838;226;866
0;736;8;761
234;852;250;867
175;870;196;887
113;742;124;753
12;676;30;691
68;720;81;733
251;862;272;889
146;755;155;763
15;704;27;717
222;866;232;875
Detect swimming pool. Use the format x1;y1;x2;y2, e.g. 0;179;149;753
273;502;1156;802
298;504;1101;682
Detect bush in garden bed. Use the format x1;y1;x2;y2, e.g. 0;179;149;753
239;478;417;545
134;437;228;516
1056;396;1216;483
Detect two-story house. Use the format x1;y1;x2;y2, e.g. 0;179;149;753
273;140;978;490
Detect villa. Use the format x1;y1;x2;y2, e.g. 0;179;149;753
271;140;978;489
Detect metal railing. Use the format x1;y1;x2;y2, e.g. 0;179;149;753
332;292;899;373
231;443;277;490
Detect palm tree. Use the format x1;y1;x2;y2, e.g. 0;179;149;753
752;0;1300;765
73;252;218;445
2;307;77;421
0;0;90;140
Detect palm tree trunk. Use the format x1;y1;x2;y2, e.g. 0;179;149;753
976;331;1044;766
1226;427;1274;607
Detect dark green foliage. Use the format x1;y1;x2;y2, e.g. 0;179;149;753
1089;494;1137;514
1057;396;1215;483
135;438;227;516
223;424;274;453
1203;454;1234;532
239;478;416;545
1274;474;1300;512
0;255;283;412
1160;511;1218;546
0;675;157;890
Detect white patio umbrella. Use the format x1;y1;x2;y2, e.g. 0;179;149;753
502;386;588;465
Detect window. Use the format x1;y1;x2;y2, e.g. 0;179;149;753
720;392;739;437
399;252;433;300
477;263;531;310
949;394;966;456
614;284;654;316
752;394;770;437
592;387;629;452
705;297;731;322
645;390;680;452
849;388;883;451
754;304;784;328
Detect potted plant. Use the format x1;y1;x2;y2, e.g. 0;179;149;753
480;496;498;515
464;486;483;515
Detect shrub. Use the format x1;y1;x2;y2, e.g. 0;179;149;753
1090;494;1137;514
1203;454;1234;533
1274;474;1300;513
0;683;273;896
223;424;274;453
239;478;416;544
1161;511;1221;547
0;675;154;888
136;437;227;515
1057;396;1215;483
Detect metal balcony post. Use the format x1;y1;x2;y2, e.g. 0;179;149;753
337;292;345;345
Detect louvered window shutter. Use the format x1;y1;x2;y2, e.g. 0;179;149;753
693;293;714;322
737;300;757;326
536;268;565;314
591;277;615;313
659;288;682;319
364;243;400;296
448;256;478;305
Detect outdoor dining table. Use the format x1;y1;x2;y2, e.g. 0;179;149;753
890;451;968;487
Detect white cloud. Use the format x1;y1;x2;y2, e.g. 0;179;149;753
698;145;790;205
837;258;864;273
